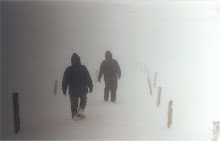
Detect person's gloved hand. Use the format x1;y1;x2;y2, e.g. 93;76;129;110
63;90;67;95
89;88;93;93
98;79;101;82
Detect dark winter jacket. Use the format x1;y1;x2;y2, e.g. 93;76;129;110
98;51;121;81
62;53;93;96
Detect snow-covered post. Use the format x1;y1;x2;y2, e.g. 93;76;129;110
212;121;220;141
167;100;173;128
54;80;57;95
153;72;157;88
148;78;152;96
13;92;20;134
157;87;162;107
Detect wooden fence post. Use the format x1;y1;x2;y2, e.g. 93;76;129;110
13;92;20;134
148;78;152;96
157;87;161;107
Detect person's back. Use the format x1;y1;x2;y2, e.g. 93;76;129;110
62;53;93;119
98;51;121;102
64;65;91;96
101;59;119;81
98;51;121;81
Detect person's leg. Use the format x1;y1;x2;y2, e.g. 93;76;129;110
104;81;110;101
110;80;118;102
69;95;79;118
79;94;87;113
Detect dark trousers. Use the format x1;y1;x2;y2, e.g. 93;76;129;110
69;94;87;117
104;80;117;102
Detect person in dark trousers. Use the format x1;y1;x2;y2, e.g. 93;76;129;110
62;53;93;119
98;51;121;102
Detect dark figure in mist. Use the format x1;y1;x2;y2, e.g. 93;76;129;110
98;51;121;102
62;53;93;119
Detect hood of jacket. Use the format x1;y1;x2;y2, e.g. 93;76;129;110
105;51;112;60
71;53;81;66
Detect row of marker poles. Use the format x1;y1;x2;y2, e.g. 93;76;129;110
147;68;173;128
147;66;218;133
14;68;216;135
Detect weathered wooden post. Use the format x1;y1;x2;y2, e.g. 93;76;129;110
157;87;161;107
153;72;157;88
54;80;57;95
13;92;20;134
167;100;173;128
212;121;220;141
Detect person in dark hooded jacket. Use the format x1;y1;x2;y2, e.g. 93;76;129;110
98;51;121;102
62;53;93;119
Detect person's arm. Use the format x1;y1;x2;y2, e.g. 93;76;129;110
98;61;105;82
115;60;121;79
84;66;93;92
62;68;69;95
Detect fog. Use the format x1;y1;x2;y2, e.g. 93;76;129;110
1;1;220;140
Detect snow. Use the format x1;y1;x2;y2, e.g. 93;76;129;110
0;66;215;140
1;1;220;140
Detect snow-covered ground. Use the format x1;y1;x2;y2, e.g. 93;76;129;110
1;1;220;140
0;67;211;140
